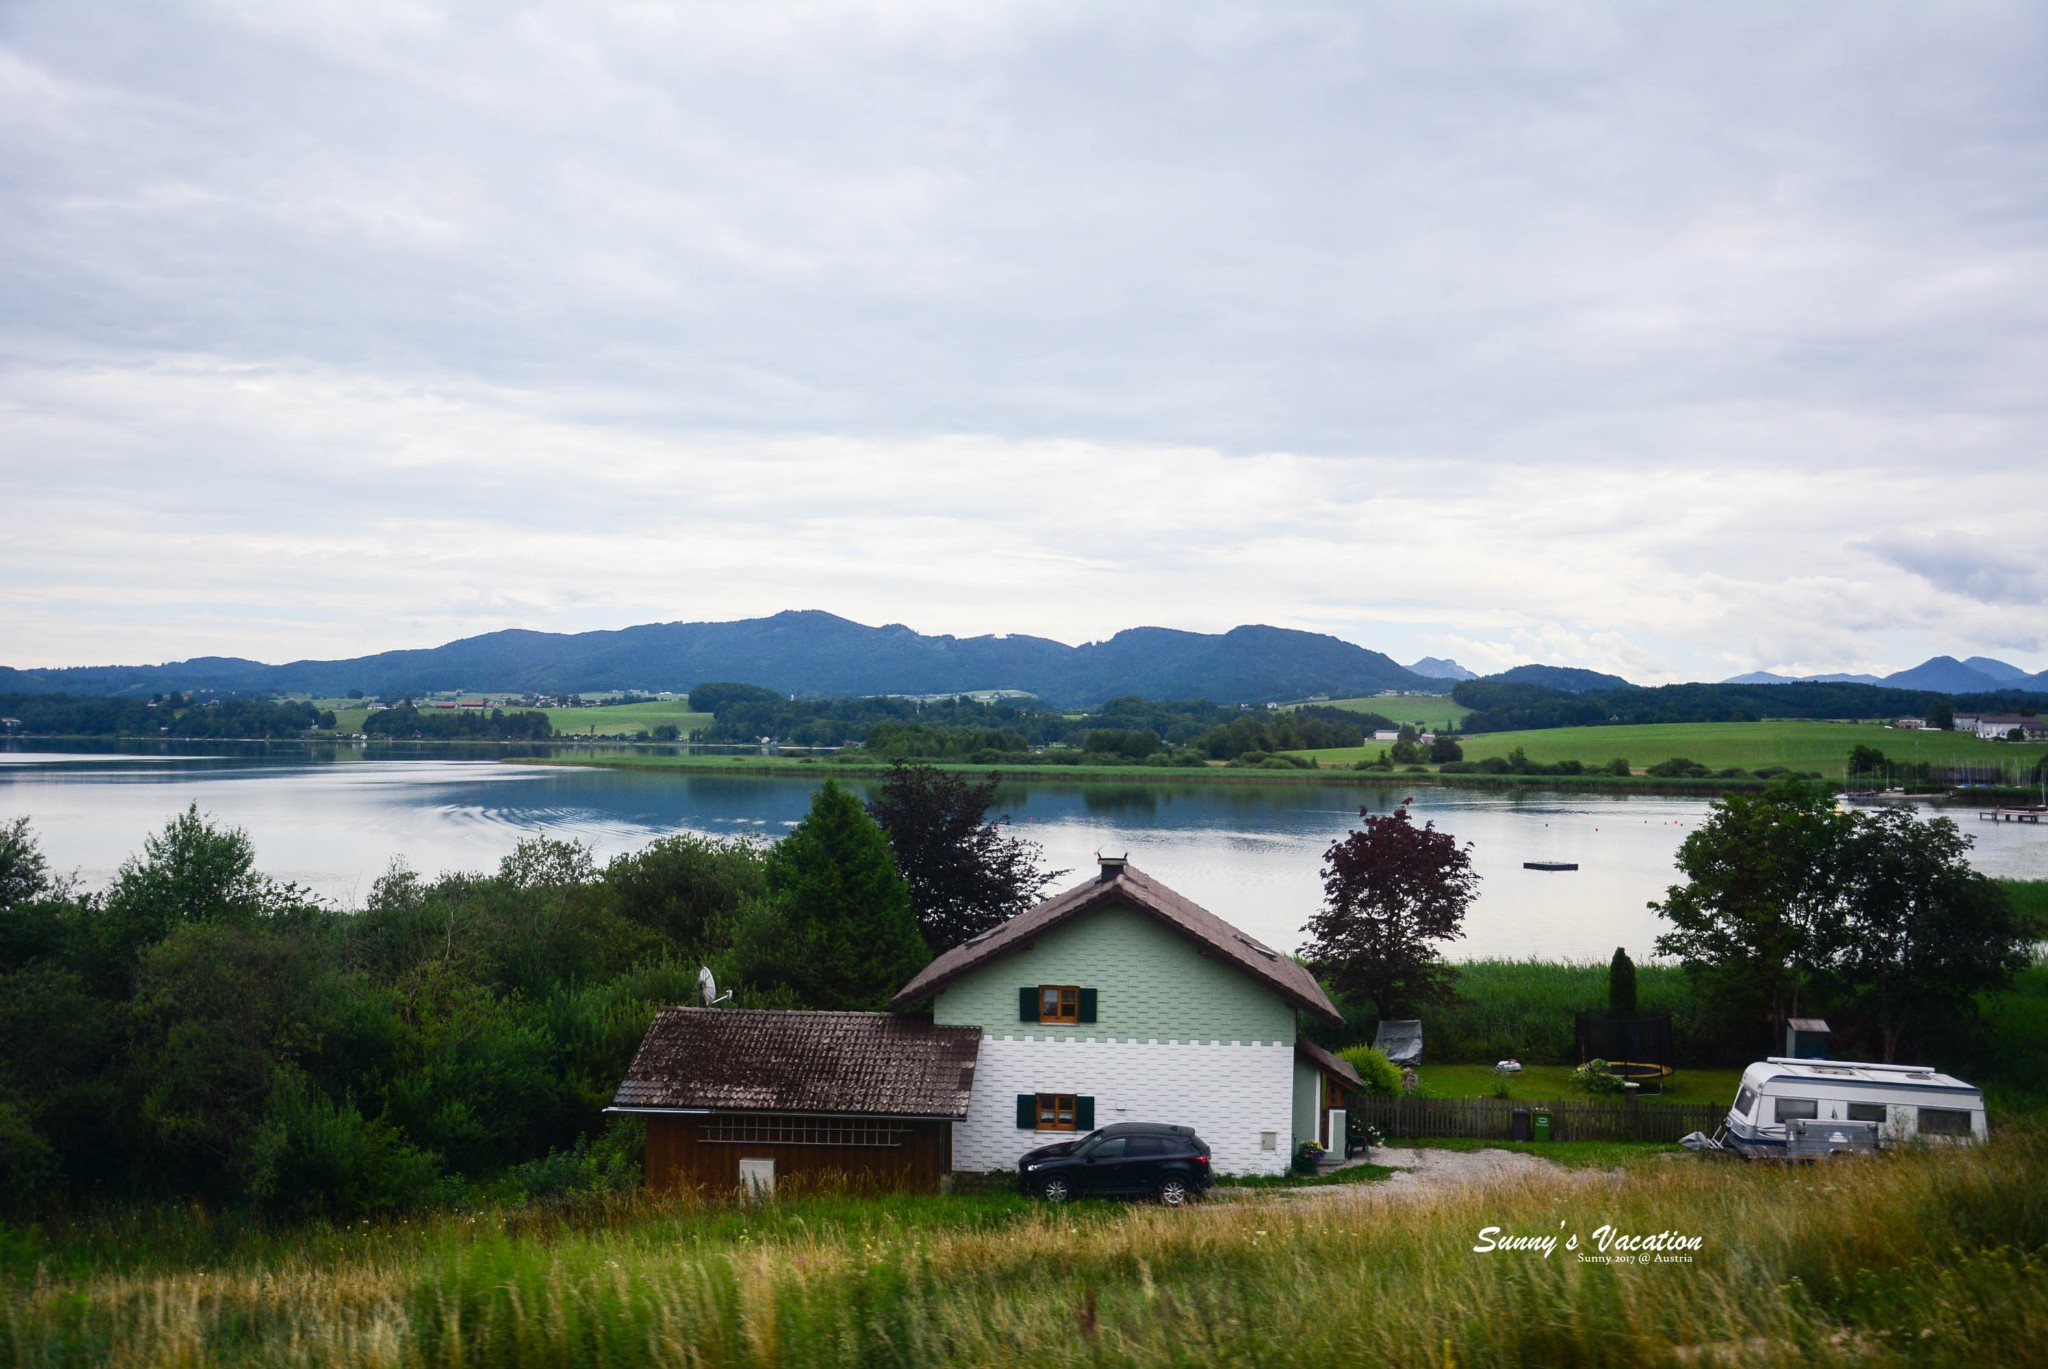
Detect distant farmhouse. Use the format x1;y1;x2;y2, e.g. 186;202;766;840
1972;714;2048;742
611;859;1359;1193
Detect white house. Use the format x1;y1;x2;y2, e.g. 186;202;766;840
889;857;1354;1176
1974;715;2048;741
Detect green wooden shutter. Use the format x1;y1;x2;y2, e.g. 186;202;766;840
1016;1094;1036;1129
1076;1096;1095;1131
1019;987;1038;1021
1078;988;1097;1023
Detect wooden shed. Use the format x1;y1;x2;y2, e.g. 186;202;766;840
608;1008;982;1195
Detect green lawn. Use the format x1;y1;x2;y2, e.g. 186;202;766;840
1413;1062;1742;1109
1307;694;1471;728
534;700;713;737
1298;719;2038;780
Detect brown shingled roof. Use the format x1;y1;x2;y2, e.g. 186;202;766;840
611;1008;982;1118
887;862;1342;1026
1294;1037;1364;1090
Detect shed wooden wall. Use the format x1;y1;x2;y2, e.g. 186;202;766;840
645;1115;952;1194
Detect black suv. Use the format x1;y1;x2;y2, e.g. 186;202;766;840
1018;1123;1213;1206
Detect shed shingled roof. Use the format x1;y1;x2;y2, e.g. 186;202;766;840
1294;1038;1365;1090
887;862;1342;1026
610;1009;982;1118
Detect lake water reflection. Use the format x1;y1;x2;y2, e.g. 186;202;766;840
4;743;2042;962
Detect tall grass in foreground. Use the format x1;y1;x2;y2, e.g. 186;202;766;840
5;1130;2045;1367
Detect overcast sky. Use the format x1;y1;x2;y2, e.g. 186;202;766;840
3;1;2044;683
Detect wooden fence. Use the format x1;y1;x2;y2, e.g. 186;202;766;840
1352;1094;1724;1144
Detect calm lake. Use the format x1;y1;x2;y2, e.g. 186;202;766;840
5;743;2043;962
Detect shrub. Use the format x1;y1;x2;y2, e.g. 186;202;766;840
1646;757;1709;779
236;1071;441;1218
1605;757;1631;776
1337;1044;1403;1096
1568;1060;1627;1095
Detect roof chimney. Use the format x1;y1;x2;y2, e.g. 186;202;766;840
1097;852;1128;882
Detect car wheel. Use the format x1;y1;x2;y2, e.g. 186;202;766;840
1038;1176;1071;1203
1158;1178;1191;1207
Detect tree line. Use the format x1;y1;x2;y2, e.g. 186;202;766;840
0;694;335;739
685;681;1387;763
1451;678;2048;734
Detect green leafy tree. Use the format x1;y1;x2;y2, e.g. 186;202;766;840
867;762;1061;952
1652;781;1854;1048
1428;734;1463;763
1926;700;1954;731
1300;804;1477;1018
89;806;300;992
0;816;51;912
738;781;929;1009
1834;807;2030;1062
604;833;766;960
127;921;344;1183
1608;946;1637;1017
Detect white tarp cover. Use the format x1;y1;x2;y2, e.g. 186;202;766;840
1374;1019;1423;1066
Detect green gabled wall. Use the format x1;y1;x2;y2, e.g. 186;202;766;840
932;900;1299;1044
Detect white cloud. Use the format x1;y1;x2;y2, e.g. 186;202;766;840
1;2;2045;679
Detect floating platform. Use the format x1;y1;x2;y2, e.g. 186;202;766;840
1980;808;2045;824
1523;861;1579;871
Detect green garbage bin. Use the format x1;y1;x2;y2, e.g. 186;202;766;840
1532;1110;1552;1142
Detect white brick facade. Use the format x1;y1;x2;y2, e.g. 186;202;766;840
956;1034;1295;1176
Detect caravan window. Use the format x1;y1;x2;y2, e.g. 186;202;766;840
1733;1086;1758;1117
1846;1103;1886;1124
1774;1098;1818;1122
1918;1108;1973;1136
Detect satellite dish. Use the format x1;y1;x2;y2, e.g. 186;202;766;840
698;965;732;1008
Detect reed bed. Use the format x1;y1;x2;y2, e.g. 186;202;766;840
5;1131;2045;1367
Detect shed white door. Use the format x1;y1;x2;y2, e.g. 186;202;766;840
738;1158;775;1196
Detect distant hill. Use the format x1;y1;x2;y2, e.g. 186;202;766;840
1486;664;1634;693
1721;655;2045;693
1964;656;2032;684
0;611;1440;709
1407;656;1477;681
1883;656;2021;694
1721;670;1885;686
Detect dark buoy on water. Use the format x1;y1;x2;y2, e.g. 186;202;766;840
1524;861;1579;872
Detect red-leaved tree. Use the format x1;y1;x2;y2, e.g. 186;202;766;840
1299;803;1478;1018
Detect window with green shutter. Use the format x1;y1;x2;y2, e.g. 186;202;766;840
1022;1094;1098;1132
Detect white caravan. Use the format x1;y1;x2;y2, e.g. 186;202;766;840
1722;1058;1987;1158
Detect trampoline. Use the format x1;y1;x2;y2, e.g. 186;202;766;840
1575;1010;1676;1092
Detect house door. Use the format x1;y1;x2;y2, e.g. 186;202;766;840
738;1157;775;1196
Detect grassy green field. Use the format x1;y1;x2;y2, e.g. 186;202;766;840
532;700;713;737
1300;719;2041;780
1309;693;1472;728
1413;1063;1742;1108
7;1134;2045;1366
